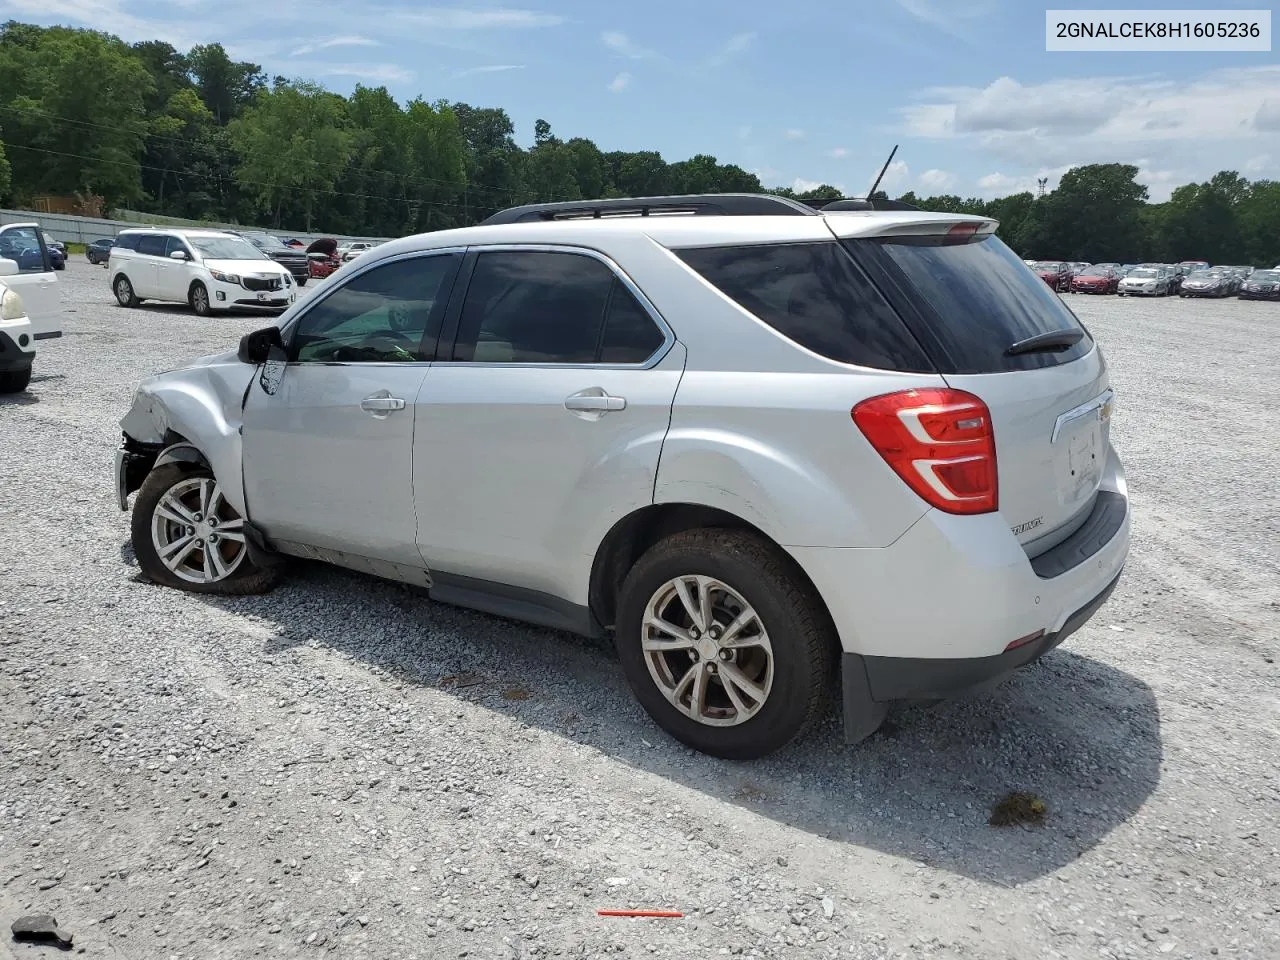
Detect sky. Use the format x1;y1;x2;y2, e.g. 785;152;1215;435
1;0;1277;202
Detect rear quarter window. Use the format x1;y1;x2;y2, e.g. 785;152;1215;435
846;234;1094;374
674;241;934;373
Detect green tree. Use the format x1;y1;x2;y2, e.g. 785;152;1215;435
229;81;354;230
188;43;265;124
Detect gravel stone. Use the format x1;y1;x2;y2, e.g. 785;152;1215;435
0;263;1277;958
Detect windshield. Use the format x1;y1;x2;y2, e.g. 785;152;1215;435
1035;261;1063;270
1128;269;1157;278
243;233;290;252
190;236;271;261
1080;267;1111;276
1250;270;1279;282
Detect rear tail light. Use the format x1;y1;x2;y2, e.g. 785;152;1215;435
942;222;981;245
852;388;998;515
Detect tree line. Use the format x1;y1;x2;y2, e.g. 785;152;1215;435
0;21;1276;265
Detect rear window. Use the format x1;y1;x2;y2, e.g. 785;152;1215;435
846;234;1094;374
675;241;933;372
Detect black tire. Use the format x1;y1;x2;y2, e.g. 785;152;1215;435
189;282;212;317
0;365;32;394
296;276;308;287
131;462;278;595
54;261;65;271
114;274;140;307
615;529;838;761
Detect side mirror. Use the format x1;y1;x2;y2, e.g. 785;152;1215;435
169;249;190;261
237;325;285;364
0;257;17;277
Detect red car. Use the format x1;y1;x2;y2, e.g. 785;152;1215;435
1031;260;1073;292
306;238;342;280
1070;265;1119;294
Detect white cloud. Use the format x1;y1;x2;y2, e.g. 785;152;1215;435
453;64;526;78
295;62;415;84
291;35;379;57
602;30;663;60
918;168;955;190
902;66;1280;193
608;72;632;93
784;128;806;141
975;166;1074;198
874;160;909;192
826;147;850;159
1243;154;1272;174
705;31;756;67
894;0;997;39
399;7;564;29
793;177;843;193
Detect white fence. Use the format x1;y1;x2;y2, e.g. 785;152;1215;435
0;208;391;247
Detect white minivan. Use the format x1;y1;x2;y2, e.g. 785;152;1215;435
109;228;295;316
0;222;64;393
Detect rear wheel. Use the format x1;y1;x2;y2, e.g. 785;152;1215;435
114;275;140;307
0;365;32;394
296;277;308;287
615;529;837;760
189;282;212;317
131;463;277;595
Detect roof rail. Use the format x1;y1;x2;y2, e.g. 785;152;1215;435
480;193;820;225
796;197;922;212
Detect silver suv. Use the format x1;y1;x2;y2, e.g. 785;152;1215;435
115;194;1130;760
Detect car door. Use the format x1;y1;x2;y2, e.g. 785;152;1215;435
412;246;683;604
157;235;196;301
240;249;463;566
130;233;168;298
0;224;62;340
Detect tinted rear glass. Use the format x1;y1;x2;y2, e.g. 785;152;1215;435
846;234;1093;374
675;241;933;372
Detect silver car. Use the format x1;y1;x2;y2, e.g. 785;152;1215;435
115;193;1130;760
1117;267;1169;297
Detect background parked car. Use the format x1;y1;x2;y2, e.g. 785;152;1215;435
279;238;306;248
1117;267;1169;297
1070;265;1119;294
231;231;310;286
337;240;380;262
305;237;342;279
46;240;67;270
1237;268;1280;300
86;238;115;265
1032;260;1073;292
1180;269;1235;298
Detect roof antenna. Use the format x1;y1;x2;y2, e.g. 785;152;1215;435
865;144;899;199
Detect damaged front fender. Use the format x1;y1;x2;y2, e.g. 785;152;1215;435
118;350;255;516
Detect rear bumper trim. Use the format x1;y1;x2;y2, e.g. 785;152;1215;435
841;569;1122;732
1029;490;1127;580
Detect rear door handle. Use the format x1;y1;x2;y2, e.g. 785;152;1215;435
564;391;626;412
361;395;405;413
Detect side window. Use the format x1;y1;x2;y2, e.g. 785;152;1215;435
599;280;665;364
114;234;141;252
163;236;190;259
676;241;933;372
0;226;49;273
136;235;167;257
453;250;615;364
289;253;461;364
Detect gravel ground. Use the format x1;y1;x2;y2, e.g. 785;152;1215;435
1;261;1278;960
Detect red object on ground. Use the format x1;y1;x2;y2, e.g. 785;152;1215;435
596;909;684;918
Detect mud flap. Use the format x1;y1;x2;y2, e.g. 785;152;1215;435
841;654;889;744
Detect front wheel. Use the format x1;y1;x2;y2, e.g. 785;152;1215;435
189;282;212;317
0;365;32;394
296;277;308;287
615;529;838;760
131;463;277;594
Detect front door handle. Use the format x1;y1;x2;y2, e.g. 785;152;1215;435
361;394;405;414
565;390;626;412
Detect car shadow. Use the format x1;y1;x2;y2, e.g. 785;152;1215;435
186;558;1162;887
0;390;40;406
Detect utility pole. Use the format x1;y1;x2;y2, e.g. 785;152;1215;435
1037;177;1048;198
